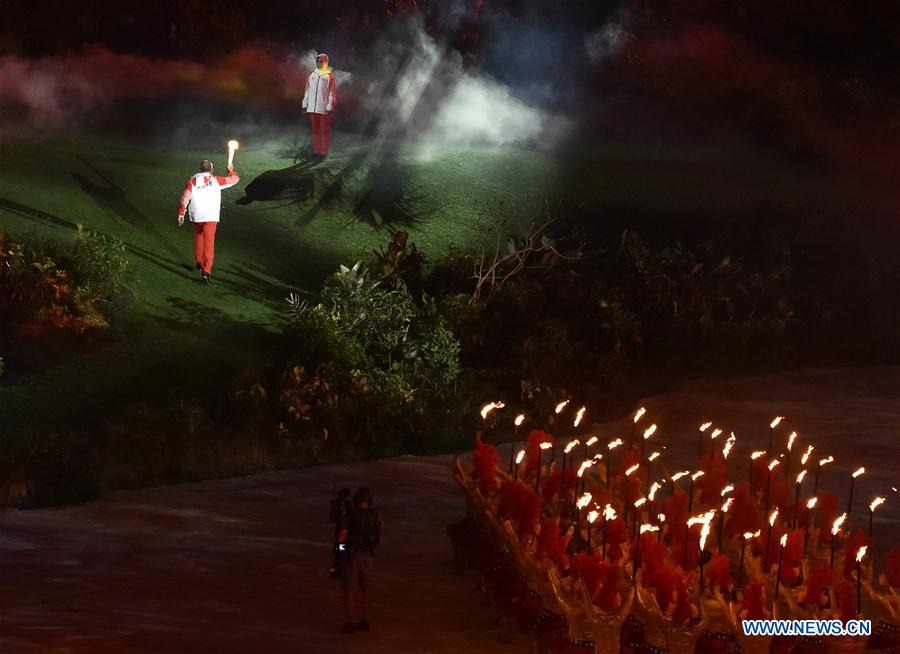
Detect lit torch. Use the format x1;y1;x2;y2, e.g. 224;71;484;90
847;467;865;521
227;139;239;167
868;496;885;537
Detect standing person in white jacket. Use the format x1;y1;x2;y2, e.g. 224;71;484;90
302;53;337;158
177;159;240;284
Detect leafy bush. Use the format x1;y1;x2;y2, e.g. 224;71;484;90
0;228;128;372
283;260;462;449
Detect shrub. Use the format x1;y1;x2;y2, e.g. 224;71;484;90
283;260;462;449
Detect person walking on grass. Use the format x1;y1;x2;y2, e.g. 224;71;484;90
177;159;240;284
302;53;337;158
336;487;382;634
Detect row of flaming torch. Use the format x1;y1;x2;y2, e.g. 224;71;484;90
477;400;894;614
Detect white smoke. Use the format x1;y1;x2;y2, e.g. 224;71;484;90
356;18;570;156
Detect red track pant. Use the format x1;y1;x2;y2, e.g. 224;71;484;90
193;221;218;274
310;113;332;155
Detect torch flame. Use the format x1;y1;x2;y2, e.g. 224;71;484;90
515;414;525;427
480;401;505;420
711;428;723;440
780;534;787;547
565;440;580;454
700;422;712;431
832;512;847;536
608;438;623;450
856;545;868;562
227;139;239;150
640;523;659;534
870;497;885;512
796;469;808;484
648;451;661;462
587;509;599;524
801;445;814;466
751;450;767;460
577;460;592;478
576;492;593;510
633;407;647;423
649;482;661;501
743;530;762;540
819;456;834;466
574;406;587;428
787;432;798;451
671;471;690;482
603;504;617;521
770;416;785;429
768;459;781;471
806;497;818;509
769;508;779;526
634;497;647;508
516;450;526;464
852;467;865;478
658;513;666;523
555;400;570;414
721;484;735;496
539;442;552;451
625;463;640;477
723;437;736;459
643;424;657;440
692;470;705;481
586;436;599;447
722;497;735;513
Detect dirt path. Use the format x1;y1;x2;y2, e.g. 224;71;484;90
1;366;898;653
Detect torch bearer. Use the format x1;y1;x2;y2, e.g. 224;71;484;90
227;140;239;168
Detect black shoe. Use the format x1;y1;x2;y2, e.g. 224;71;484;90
356;620;370;632
340;622;356;634
201;272;210;284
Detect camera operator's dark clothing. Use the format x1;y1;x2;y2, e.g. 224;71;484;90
339;507;383;554
341;550;374;591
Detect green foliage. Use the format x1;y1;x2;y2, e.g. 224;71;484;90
70;224;130;327
283;260;462;448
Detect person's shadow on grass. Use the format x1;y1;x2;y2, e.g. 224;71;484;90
71;156;183;262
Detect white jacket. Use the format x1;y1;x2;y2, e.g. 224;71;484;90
178;171;240;223
302;68;337;115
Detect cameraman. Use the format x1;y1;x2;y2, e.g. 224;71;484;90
336;487;383;634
